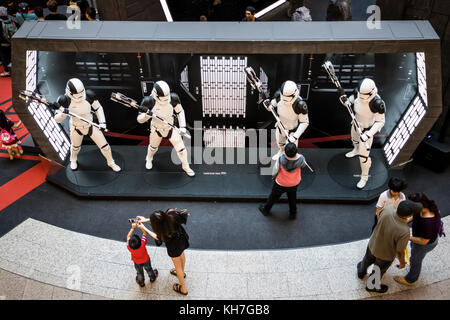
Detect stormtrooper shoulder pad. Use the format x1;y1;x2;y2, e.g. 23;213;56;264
57;95;71;108
141;96;156;109
273;90;281;103
170;92;181;107
85;90;97;104
292;98;308;115
369;97;386;114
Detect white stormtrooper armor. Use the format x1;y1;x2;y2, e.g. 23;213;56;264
266;80;309;160
137;81;194;177
340;78;386;189
54;78;121;172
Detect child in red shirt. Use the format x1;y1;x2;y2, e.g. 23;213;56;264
127;222;158;287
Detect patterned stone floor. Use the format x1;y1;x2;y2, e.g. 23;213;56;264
0;217;449;300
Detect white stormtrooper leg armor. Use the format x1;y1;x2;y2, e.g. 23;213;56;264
346;122;360;158
356;132;374;189
169;130;194;177
69;127;84;170
90;126;121;172
145;127;163;170
272;126;287;160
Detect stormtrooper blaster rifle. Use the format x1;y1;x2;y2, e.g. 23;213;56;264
19;90;108;131
322;61;364;136
110;92;191;140
244;67;291;140
244;67;314;173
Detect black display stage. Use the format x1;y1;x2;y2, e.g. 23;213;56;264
46;145;389;202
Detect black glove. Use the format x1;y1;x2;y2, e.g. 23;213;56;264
138;105;148;113
338;87;346;96
48;102;60;110
138;105;152;116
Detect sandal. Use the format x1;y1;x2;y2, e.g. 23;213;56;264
170;268;186;278
173;283;188;295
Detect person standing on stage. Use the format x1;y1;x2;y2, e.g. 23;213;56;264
259;142;307;220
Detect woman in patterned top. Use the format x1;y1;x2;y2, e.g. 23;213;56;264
395;193;443;285
0;110;23;160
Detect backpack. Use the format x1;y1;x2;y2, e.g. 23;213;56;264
1;17;18;44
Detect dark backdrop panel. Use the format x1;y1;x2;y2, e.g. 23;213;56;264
37;51;418;148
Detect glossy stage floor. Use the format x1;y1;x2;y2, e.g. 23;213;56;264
46;145;389;202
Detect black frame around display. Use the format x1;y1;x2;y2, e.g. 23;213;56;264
12;21;442;167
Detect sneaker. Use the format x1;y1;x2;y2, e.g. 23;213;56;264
357;262;366;279
135;277;145;287
366;284;388;293
258;204;270;216
150;269;159;283
0;71;11;77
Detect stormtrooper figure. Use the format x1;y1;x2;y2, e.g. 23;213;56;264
54;78;121;172
264;80;309;160
137;80;194;177
339;78;385;189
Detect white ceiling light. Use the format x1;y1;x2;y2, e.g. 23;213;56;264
159;0;173;22
255;0;287;19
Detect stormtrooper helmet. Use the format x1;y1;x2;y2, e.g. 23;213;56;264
358;78;378;102
65;78;86;103
280;81;299;104
151;81;171;103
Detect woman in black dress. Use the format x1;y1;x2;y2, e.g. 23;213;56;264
138;208;190;295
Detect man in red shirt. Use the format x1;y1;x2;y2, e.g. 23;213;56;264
127;222;158;287
259;142;307;220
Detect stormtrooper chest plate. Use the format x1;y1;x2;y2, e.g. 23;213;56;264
354;99;375;129
152;103;174;126
277;102;298;129
69;100;93;126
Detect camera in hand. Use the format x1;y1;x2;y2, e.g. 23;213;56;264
128;218;138;224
